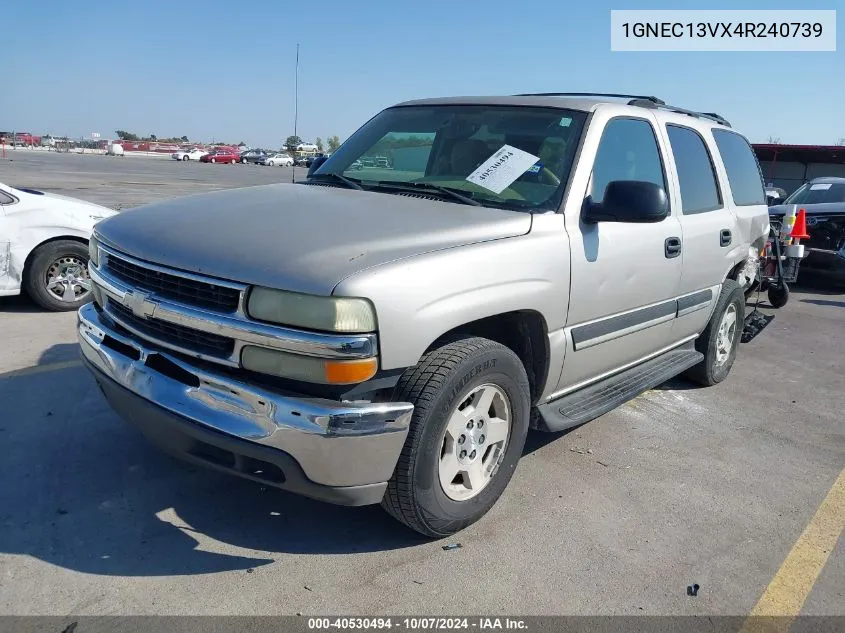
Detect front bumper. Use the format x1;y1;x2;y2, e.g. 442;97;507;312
77;303;414;506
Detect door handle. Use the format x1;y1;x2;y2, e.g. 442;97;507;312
720;229;732;247
665;237;682;259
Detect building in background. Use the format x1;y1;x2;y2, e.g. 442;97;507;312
753;144;845;195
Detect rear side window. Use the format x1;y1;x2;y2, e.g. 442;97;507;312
666;125;722;214
712;129;766;206
590;117;667;204
0;191;16;205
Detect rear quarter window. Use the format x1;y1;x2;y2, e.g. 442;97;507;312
712;129;766;206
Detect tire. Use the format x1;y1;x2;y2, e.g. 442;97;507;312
382;336;531;537
24;240;93;312
211;158;216;163
684;279;745;387
768;283;789;308
241;158;248;164
182;155;189;161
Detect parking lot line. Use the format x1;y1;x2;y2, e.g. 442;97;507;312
0;359;83;380
739;468;845;632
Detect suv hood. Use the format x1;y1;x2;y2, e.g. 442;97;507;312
769;202;845;217
94;182;532;295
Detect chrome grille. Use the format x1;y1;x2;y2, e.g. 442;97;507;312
109;300;235;357
105;252;241;312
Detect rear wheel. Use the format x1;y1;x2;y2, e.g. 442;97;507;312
381;336;531;537
211;158;216;163
182;155;189;161
684;279;745;386
24;240;93;312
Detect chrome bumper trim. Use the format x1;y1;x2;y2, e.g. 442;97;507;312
78;303;413;487
89;263;378;362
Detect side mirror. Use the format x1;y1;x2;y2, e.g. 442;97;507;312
307;155;329;176
766;195;779;206
584;180;669;224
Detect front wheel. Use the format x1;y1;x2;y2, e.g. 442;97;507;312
210;158;216;163
382;336;531;537
182;155;189;161
24;240;93;311
684;279;745;387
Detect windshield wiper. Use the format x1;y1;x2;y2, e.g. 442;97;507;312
376;181;482;207
309;172;364;191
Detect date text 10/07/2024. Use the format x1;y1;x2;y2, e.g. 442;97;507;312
307;618;529;630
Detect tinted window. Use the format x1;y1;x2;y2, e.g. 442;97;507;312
0;191;15;205
590;118;666;204
784;182;845;205
666;125;722;214
712;129;766;206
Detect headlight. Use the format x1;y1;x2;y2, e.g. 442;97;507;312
241;346;378;384
247;287;377;333
88;234;100;267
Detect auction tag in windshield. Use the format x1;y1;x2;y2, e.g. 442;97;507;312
466;145;540;194
810;183;832;190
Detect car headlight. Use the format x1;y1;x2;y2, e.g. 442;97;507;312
246;287;377;333
88;234;100;267
241;346;378;384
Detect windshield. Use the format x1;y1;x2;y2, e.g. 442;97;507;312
784;182;845;205
312;105;587;211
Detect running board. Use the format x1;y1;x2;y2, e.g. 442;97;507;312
536;344;704;432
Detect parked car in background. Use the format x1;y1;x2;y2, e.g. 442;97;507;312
240;149;270;164
200;149;239;164
768;176;845;283
0;182;116;311
172;148;208;161
261;152;294;167
295;153;326;167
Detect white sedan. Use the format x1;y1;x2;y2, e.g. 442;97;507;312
263;153;295;167
0;182;117;311
171;148;208;161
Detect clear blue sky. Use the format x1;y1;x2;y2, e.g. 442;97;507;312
2;0;841;147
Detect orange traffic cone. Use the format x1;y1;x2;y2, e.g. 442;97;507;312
790;209;810;241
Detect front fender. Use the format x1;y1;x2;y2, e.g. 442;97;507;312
332;214;571;371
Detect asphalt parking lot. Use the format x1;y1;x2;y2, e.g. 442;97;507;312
0;151;843;619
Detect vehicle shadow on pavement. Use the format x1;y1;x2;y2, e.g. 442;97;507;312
0;294;43;314
0;346;430;578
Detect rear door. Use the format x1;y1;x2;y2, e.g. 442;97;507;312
660;122;736;338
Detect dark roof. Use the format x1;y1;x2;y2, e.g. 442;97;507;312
753;143;845;164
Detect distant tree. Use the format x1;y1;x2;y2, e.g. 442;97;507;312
181;135;189;142
149;134;157;141
766;136;781;144
836;137;845;146
285;135;303;151
327;135;341;152
315;137;324;152
115;130;139;141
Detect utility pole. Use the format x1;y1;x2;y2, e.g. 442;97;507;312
292;43;299;183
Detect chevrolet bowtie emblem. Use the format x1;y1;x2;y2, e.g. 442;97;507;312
123;291;157;318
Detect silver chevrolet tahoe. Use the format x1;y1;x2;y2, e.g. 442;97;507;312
78;93;770;537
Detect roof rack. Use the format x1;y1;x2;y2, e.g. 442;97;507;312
514;92;731;127
515;92;666;106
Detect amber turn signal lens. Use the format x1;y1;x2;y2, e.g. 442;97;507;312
324;357;378;384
